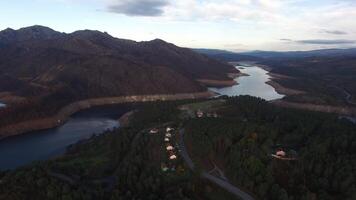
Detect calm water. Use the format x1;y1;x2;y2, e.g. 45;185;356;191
0;102;5;108
0;105;130;170
209;65;284;101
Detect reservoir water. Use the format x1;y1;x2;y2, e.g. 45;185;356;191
0;105;130;170
209;64;284;101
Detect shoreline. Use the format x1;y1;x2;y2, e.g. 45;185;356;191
271;99;356;116
196;79;238;88
266;79;305;96
118;110;137;127
196;72;249;88
259;65;305;96
0;91;214;140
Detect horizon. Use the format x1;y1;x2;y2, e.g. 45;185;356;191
1;0;356;51
4;25;356;53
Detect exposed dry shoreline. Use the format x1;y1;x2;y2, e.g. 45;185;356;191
196;79;237;87
266;79;305;96
271;100;356;116
196;72;249;88
0;91;213;140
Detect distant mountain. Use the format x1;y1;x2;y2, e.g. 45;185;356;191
193;48;260;62
240;48;356;59
194;48;356;61
0;26;238;125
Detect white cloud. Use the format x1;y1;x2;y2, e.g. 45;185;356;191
37;0;356;50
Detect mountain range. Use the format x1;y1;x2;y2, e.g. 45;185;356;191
0;25;238;127
194;47;356;61
0;26;237;99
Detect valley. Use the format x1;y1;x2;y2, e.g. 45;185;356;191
1;0;356;199
1;25;356;200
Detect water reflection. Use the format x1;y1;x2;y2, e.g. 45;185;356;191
0;105;129;170
209;65;284;101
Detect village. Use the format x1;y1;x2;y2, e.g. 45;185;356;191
147;109;221;174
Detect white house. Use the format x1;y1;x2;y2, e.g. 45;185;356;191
149;128;159;134
169;155;177;160
196;110;204;118
276;150;286;157
166;146;174;151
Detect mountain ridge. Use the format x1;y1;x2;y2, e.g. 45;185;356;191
0;25;237;127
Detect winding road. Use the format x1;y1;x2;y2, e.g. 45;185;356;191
178;129;255;200
332;86;356;106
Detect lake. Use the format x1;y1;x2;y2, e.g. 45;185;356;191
0;105;131;170
209;64;284;101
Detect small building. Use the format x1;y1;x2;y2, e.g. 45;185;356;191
196;110;204;118
166;146;174;151
165;133;172;138
166;127;174;132
149;128;159;134
276;150;286;157
164;138;170;142
169;155;177;160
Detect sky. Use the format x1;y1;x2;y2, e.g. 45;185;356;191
0;0;356;51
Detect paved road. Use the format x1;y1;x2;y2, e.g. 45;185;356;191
332;86;356;106
178;129;255;200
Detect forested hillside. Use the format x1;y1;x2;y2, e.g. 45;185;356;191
185;96;356;199
1;96;355;199
262;56;356;106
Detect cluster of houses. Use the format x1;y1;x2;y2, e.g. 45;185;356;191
148;126;186;173
162;127;180;172
196;110;219;118
164;127;177;160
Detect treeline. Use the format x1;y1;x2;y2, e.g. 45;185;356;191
185;96;356;200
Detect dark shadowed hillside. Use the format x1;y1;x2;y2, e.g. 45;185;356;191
262;56;356;106
0;25;237;127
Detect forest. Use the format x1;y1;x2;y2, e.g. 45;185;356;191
1;96;355;200
185;96;356;200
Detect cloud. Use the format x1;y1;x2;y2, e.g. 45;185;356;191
107;0;169;16
296;39;356;45
321;30;347;35
280;38;293;42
